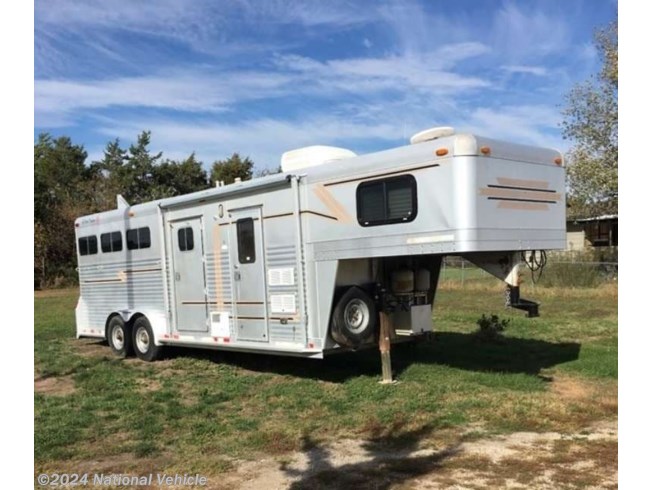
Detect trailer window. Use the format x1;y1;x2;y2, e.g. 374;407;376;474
236;218;256;264
357;174;417;226
101;231;123;253
177;227;194;252
78;235;98;256
126;227;151;250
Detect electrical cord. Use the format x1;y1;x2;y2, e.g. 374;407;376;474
521;250;547;283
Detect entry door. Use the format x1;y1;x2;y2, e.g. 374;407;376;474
229;207;269;342
170;217;209;332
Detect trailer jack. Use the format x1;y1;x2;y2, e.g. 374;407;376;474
506;286;539;318
378;311;397;384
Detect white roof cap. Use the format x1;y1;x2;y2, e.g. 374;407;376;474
281;145;356;172
410;126;455;144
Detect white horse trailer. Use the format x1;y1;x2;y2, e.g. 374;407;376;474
74;127;565;363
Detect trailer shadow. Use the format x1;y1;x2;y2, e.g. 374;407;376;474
279;422;461;490
162;332;580;383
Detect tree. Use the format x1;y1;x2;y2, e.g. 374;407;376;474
562;19;617;217
91;131;164;205
152;153;210;197
210;153;254;185
255;165;283;177
34;133;90;287
88;138;128;212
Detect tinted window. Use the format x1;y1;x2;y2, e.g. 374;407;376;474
177;227;194;252
236;218;256;264
126;229;138;250
78;235;98;256
357;175;417;226
126;227;151;250
101;231;123;253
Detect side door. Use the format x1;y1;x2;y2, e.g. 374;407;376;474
170;217;209;332
229;207;269;342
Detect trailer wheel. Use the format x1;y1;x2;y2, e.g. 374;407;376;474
330;287;377;348
132;316;162;362
107;315;132;358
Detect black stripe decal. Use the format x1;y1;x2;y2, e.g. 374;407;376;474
488;197;557;204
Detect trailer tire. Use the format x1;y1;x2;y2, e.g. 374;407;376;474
107;315;132;358
330;287;377;348
132;316;162;362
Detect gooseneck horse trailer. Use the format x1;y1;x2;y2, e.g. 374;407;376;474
74;127;565;363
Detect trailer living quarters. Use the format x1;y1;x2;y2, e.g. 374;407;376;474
74;127;566;362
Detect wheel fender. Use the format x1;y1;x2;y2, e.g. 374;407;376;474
128;310;168;346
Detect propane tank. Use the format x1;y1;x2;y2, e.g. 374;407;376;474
391;269;414;295
415;268;431;292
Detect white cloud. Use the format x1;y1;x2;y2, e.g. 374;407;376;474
274;43;491;95
491;2;569;62
501;65;548;77
35;40;491;126
457;105;565;150
35;71;293;123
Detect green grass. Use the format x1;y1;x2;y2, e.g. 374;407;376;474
34;284;617;476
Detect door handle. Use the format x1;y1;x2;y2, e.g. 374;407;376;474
234;271;241;281
175;272;181;281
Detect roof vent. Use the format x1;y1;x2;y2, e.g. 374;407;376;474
281;145;357;172
410;126;455;145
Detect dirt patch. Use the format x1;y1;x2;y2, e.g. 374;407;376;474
36;452;172;478
551;376;592;401
35;375;76;396
72;338;111;358
136;378;163;394
211;419;617;490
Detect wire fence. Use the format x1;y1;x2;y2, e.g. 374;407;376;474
441;249;618;289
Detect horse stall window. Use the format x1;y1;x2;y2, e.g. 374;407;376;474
101;231;123;253
78;235;98;256
126;227;151;250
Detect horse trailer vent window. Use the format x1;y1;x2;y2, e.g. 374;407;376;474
101;231;123;253
78;235;98;256
126;227;151;250
177;227;194;252
236;218;256;264
357;174;417;226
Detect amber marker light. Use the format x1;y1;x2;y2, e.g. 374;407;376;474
128;211;135;217
479;146;491;155
554;157;563;166
435;148;448;156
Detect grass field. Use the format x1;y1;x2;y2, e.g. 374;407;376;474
34;283;617;488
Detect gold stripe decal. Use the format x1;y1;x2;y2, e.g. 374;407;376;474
496;177;549;189
313;184;353;223
482;177;560;211
213;224;224;309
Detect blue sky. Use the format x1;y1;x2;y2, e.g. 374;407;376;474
34;0;616;170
